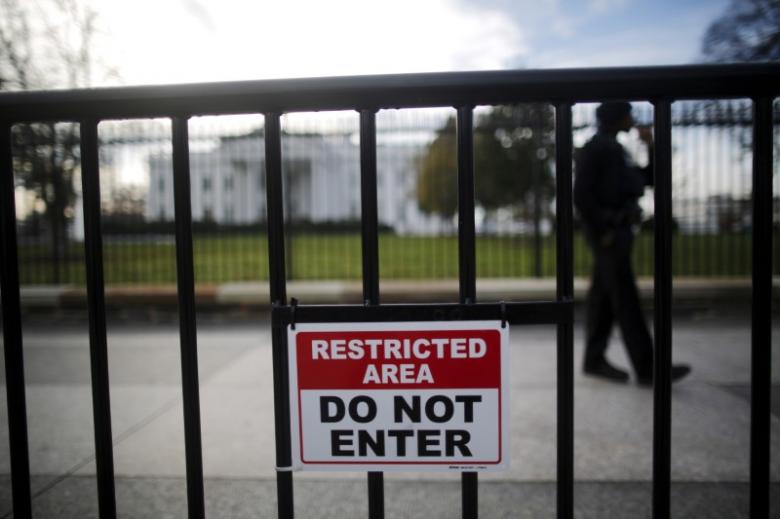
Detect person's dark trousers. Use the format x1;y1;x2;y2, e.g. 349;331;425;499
583;225;653;377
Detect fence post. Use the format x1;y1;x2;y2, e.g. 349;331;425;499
172;115;206;519
457;105;479;519
555;102;574;519
652;99;673;519
750;96;773;519
265;112;295;519
360;109;385;519
79;119;118;519
0;123;33;519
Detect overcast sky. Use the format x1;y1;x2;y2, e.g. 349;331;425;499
89;0;729;87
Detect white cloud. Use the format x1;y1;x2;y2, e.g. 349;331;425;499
92;0;526;87
587;0;631;14
550;16;577;38
588;0;631;14
180;0;216;32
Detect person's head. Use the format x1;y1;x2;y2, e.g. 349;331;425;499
596;101;633;133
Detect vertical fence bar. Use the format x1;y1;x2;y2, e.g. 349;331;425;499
360;109;380;306
265;113;294;519
555;103;574;519
751;96;773;518
266;113;287;304
360;109;385;519
79;119;117;519
532;107;544;278
457;107;477;302
0;124;33;518
457;105;478;519
171;116;206;519
652;99;673;519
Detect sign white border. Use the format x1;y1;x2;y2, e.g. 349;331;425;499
287;320;509;471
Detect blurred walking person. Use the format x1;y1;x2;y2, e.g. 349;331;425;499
574;101;690;385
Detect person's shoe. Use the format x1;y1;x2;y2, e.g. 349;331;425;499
636;364;691;386
583;359;630;383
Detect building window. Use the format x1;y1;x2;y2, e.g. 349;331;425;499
282;159;312;220
225;175;234;190
203;176;212;192
158;176;165;192
258;166;266;191
233;160;248;175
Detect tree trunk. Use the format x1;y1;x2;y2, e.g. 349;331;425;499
48;203;61;284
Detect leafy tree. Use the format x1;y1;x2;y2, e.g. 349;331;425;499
701;0;780;62
416;104;555;227
416;117;459;220
474;104;555;223
700;0;780;180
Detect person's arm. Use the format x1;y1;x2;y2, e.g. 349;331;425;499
638;126;654;186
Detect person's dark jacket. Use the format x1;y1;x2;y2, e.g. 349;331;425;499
574;131;653;240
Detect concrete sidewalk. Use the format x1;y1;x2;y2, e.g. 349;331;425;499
17;276;778;312
1;314;778;517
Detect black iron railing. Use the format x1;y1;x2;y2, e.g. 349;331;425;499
0;63;777;519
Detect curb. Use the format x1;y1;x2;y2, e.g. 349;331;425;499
15;277;774;312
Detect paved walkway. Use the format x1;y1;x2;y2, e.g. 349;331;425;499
0;311;778;517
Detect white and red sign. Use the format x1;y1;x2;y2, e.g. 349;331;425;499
287;320;509;471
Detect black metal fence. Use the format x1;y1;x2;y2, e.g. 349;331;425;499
10;99;780;286
0;64;777;518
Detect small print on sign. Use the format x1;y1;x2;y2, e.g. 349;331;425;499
287;320;509;471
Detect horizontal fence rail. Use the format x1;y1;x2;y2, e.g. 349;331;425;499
1;64;779;122
0;64;777;519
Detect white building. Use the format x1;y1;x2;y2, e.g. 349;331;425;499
146;130;447;234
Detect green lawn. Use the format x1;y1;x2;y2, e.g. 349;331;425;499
17;231;770;285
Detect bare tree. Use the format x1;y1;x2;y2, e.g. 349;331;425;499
701;0;780;62
0;0;116;282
